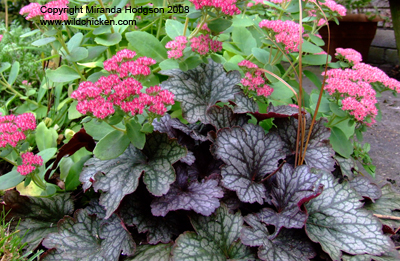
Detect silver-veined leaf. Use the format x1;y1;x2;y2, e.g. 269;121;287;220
160;59;241;124
305;172;395;260
214;124;285;204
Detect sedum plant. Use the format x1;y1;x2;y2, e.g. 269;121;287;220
1;0;400;260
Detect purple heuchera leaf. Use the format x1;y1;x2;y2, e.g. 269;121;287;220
214;124;285;204
151;164;224;216
120;192;180;245
160;59;241;124
273;114;335;172
232;92;259;113
206;105;249;130
241;214;316;261
80;132;186;218
349;175;381;202
42;208;135;261
258;165;322;235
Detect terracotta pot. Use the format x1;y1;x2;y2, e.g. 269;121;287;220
319;14;381;62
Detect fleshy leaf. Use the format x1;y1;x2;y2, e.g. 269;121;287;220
160;59;241;124
2;191;74;251
305;172;395;260
173;205;256;260
364;184;400;228
42;208;135;260
126;243;173;261
120;192;180;244
206;105;249;130
258;165;322;234
273;114;335;172
233;92;259;113
80;132;186;218
241;214;316;261
349;175;381;202
151;164;223;216
214;124;285;204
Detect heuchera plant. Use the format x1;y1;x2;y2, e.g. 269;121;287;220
2;0;400;260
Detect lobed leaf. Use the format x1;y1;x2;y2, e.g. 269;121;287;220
241;214;316;261
305;172;395;260
120;192;180;245
2;191;74;251
364;184;400;228
125;243;173;261
349;176;381;202
151;164;223;216
80;132;186;218
273;114;335;172
259;165;322;234
232;92;259;113
173;205;255;260
214;124;285;204
42;208;135;260
160;59;241;124
206;105;249;130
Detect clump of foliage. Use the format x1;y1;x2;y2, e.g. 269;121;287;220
1;0;400;260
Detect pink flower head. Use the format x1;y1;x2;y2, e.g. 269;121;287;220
238;60;258;69
166;36;188;59
72;49;174;118
189;0;240;16
20;0;69;21
17;152;43;176
0;35;3;42
190;34;222;55
240;65;274;98
259;20;303;52
335;48;362;65
320;0;346;16
0;113;36;148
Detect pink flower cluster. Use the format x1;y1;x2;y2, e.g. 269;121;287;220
306;0;346;16
189;0;240;16
72;49;174;119
238;60;274;97
0;113;36;148
20;0;69;20
323;48;400;124
259;20;303;52
17;152;43;176
0;35;3;42
335;48;362;65
166;36;188;59
190;34;222;55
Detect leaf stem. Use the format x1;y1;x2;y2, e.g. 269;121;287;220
260;160;286;183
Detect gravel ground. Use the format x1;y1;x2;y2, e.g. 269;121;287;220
302;65;400;191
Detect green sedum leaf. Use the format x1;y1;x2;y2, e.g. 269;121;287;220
160;59;241;124
46;65;81;83
173;205;255;261
93;130;130;160
305;172;395;260
81;132;186;218
126;31;167;62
